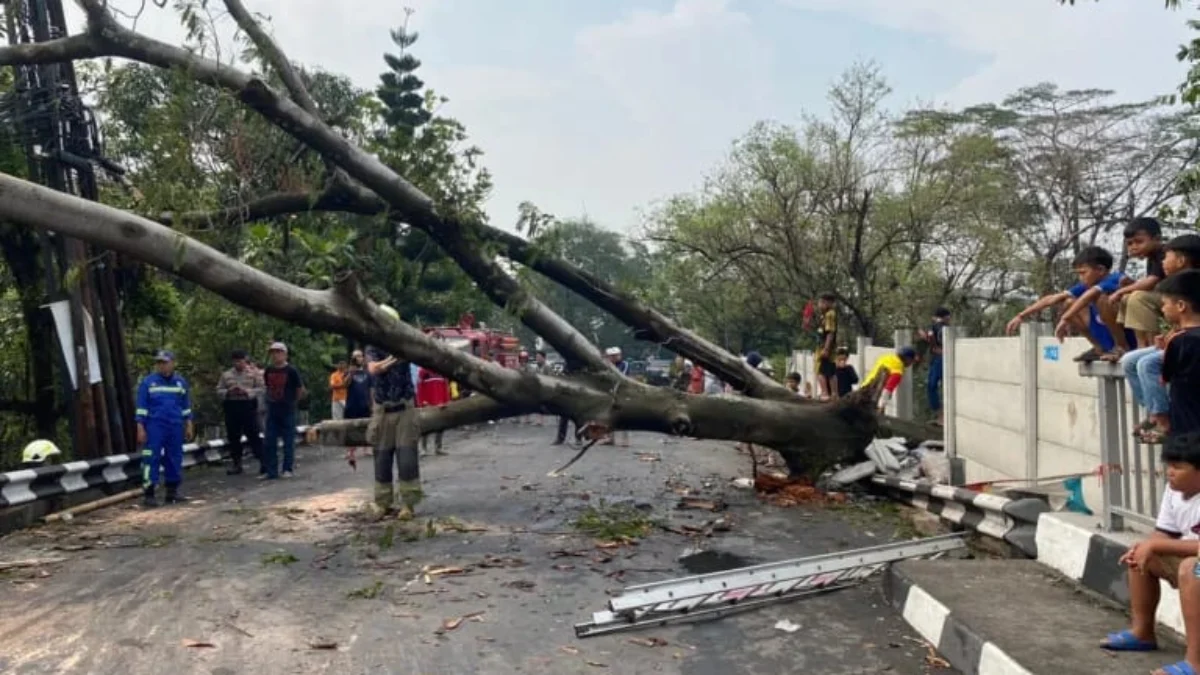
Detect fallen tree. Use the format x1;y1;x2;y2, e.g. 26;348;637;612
0;0;931;475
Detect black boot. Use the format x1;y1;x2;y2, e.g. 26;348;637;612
164;483;189;504
143;486;159;508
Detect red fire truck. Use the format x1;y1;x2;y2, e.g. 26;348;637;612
425;312;523;368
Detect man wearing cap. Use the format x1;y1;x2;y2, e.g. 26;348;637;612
603;347;631;447
135;350;194;507
262;342;307;479
861;346;918;416
217;349;265;475
366;304;423;519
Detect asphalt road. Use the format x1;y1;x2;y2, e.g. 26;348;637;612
0;423;958;674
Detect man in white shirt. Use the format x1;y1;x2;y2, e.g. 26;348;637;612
1102;433;1200;675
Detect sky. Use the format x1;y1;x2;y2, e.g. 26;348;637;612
66;0;1195;234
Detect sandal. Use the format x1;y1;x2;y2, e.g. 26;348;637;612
1156;661;1197;675
1074;348;1102;363
1135;427;1168;445
1099;348;1126;363
1101;629;1158;652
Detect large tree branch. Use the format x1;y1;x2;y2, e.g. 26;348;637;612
221;0;320;116
3;0;611;375
158;187;790;399
0;171;896;462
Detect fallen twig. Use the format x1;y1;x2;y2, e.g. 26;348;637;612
0;557;68;571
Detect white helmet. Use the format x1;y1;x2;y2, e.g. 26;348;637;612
22;439;62;464
379;304;400;321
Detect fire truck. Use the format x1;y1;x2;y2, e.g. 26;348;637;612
425;312;523;368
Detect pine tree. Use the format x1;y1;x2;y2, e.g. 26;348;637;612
376;9;432;140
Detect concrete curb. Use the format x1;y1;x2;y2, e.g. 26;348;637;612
1036;511;1185;638
871;475;1049;557
884;563;1034;675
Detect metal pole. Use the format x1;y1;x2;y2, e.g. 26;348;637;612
943;325;958;461
1020;323;1040;481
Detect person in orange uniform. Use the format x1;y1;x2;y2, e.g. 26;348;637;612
329;360;349;421
861;346;917;415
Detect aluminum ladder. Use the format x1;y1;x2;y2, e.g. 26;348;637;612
575;532;966;637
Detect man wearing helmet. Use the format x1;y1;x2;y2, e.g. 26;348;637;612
135;350;194;507
861;346;918;416
366;304;423;520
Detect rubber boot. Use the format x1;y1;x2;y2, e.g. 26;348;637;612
143;486;159;508
369;482;394;521
395;480;424;521
164;483;189;504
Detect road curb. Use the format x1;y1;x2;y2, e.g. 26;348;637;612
884;563;1034;675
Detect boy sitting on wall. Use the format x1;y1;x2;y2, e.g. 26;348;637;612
1103;432;1200;675
1110;217;1167;350
1006;246;1133;363
1123;235;1200;444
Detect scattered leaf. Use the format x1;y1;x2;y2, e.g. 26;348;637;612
774;619;800;633
627;637;668;647
181;639;215;648
442;617;464;631
308;640;338;650
586;661;608;668
560;646;580;655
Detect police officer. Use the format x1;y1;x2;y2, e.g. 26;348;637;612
135;350;195;507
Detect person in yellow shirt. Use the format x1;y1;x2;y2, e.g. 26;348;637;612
329;360;349;421
813;293;839;399
862;346;917;415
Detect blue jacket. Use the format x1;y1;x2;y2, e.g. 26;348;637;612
135;372;194;425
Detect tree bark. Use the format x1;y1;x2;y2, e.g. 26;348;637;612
0;171;887;462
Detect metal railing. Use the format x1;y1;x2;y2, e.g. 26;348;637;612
1080;362;1160;532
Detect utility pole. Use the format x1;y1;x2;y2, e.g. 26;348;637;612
3;0;136;458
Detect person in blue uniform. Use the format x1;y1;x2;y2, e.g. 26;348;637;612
135;350;195;507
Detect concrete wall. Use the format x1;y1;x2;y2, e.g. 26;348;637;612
953;336;1027;484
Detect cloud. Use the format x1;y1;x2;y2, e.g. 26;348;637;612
779;0;1193;105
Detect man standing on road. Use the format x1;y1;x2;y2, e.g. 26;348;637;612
366;305;423;519
262;342;306;479
603;347;631;447
216;349;264;476
135;350;194;507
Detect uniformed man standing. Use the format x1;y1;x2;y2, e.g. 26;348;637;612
366;305;423;520
135;350;194;507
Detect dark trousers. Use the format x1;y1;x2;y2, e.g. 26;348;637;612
556;416;577;443
264;407;297;478
927;355;944;412
223;400;262;469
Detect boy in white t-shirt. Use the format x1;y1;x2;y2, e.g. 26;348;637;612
1102;433;1200;675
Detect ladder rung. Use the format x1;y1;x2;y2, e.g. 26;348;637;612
608;534;964;614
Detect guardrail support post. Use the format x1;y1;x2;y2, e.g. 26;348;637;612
894;329;914;421
855;336;871;396
1097;375;1125;532
1020;323;1041;482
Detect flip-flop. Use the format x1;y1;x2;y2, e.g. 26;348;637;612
1158;661;1198;675
1100;630;1158;652
1074;348;1102;363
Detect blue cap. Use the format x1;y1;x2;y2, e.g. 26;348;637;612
154;349;175;362
898;346;917;360
745;351;763;367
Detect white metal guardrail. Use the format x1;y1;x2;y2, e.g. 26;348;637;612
0;426;311;508
1079;362;1160;532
